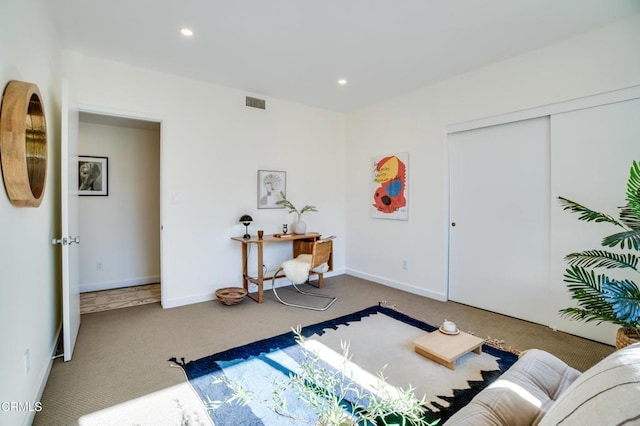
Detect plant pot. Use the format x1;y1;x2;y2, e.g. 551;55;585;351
616;327;640;349
292;214;307;234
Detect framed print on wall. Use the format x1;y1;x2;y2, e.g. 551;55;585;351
78;156;108;196
371;152;408;220
257;170;286;209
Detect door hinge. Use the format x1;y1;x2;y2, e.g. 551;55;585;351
52;236;80;246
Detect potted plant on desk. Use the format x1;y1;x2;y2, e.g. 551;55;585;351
558;160;640;348
277;191;318;234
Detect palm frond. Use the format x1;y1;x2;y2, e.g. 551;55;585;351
558;162;640;331
601;279;640;326
564;250;638;270
561;266;617;322
558;307;620;325
561;266;640;327
627;160;640;217
563;265;603;289
601;229;640;251
619;204;640;230
557;197;623;227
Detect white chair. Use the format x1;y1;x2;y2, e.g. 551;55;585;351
271;238;337;311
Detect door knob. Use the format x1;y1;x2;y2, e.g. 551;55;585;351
451;222;456;227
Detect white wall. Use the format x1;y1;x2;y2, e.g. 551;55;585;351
346;14;640;335
0;0;61;424
1;6;638;422
78;120;161;292
61;53;347;307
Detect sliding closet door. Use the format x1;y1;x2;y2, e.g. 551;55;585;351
449;117;550;324
550;97;640;344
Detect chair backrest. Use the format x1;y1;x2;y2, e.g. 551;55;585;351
310;240;332;269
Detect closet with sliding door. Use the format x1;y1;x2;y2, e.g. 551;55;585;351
447;86;640;345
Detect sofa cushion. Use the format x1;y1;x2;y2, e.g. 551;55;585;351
538;342;640;426
444;349;580;425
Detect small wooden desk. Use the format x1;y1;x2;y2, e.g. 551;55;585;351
231;233;331;303
413;330;484;370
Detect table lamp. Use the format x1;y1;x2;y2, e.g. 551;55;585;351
239;214;253;239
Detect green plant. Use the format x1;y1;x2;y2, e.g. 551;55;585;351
558;160;640;330
276;191;318;215
210;327;438;426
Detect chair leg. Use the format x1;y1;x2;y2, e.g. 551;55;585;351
306;273;324;288
271;270;337;311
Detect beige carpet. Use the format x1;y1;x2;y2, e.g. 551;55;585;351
34;275;614;425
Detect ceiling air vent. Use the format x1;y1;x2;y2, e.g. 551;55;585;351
245;96;266;110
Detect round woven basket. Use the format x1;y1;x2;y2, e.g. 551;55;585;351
615;327;640;349
215;287;247;305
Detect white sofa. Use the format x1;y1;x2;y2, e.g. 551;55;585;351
444;342;640;425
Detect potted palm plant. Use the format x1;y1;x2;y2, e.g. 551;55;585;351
558;160;640;348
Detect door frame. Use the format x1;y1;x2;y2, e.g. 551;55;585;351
76;103;166;307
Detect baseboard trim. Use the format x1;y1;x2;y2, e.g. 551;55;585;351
162;292;214;309
22;325;61;426
161;270;345;309
345;269;447;302
80;276;160;293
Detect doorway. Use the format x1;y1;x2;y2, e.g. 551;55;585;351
77;112;162;309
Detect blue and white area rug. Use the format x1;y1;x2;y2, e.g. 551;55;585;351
169;305;518;425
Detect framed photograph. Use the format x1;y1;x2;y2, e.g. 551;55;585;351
371;152;408;220
78;156;109;196
257;170;286;209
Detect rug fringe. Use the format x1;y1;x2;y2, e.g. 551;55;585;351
482;337;522;356
378;301;522;356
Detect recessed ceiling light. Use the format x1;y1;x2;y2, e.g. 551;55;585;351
338;79;347;86
181;28;194;37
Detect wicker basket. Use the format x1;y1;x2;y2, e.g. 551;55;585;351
615;327;640;349
215;287;247;305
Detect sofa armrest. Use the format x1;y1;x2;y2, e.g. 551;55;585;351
538;342;640;425
444;349;580;425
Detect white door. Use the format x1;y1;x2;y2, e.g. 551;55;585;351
448;117;550;324
549;97;640;344
58;80;81;361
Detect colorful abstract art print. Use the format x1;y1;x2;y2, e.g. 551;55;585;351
371;152;408;220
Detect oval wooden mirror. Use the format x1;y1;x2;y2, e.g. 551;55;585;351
0;80;48;207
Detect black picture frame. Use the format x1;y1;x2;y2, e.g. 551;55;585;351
78;156;109;196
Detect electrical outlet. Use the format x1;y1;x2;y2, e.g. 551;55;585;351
97;261;103;271
24;349;30;374
402;260;409;270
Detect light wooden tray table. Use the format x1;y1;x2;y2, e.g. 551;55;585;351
413;330;484;370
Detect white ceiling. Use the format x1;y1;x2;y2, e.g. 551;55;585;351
51;0;640;112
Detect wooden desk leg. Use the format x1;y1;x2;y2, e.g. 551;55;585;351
241;243;248;293
256;241;264;303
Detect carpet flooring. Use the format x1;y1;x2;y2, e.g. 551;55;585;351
174;305;517;425
34;275;614;425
